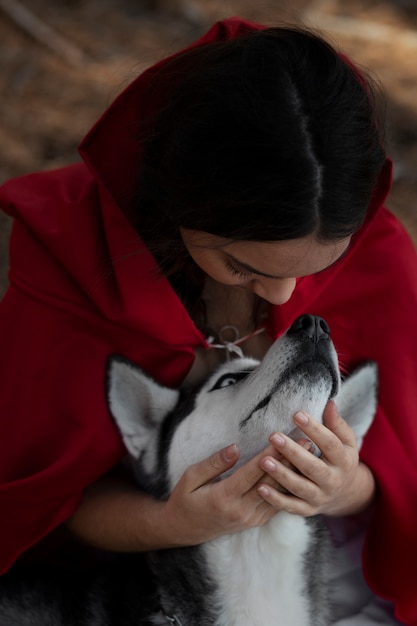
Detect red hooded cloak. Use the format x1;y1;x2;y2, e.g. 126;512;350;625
0;17;416;625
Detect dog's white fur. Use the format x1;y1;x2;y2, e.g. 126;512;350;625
108;316;378;626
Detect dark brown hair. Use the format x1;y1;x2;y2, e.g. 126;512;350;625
133;25;386;308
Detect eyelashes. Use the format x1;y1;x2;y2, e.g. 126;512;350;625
225;260;252;280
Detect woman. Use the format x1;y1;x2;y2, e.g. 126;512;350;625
0;16;416;624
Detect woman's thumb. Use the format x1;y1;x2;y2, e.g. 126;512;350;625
187;443;240;489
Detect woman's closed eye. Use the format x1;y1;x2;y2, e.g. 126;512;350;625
225;260;252;280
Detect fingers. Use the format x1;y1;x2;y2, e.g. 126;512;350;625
183;443;240;492
257;403;361;515
172;443;280;541
257;483;314;516
223;452;267;498
262;435;326;492
181;441;283;494
257;441;327;516
292;403;357;464
322;400;357;448
174;402;363;535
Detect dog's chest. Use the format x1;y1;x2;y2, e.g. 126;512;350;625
202;513;313;626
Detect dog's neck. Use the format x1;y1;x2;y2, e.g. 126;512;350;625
150;513;329;626
203;515;314;626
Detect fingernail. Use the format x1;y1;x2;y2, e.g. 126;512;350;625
262;458;277;472
258;485;271;497
270;433;286;447
222;443;238;462
294;411;309;426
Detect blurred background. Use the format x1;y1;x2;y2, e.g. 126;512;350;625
0;0;416;296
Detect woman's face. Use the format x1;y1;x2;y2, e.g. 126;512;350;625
180;228;351;306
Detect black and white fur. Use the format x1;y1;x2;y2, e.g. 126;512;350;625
0;315;378;626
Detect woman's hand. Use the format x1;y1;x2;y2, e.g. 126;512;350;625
256;400;376;517
67;443;279;552
162;442;283;546
68;401;374;554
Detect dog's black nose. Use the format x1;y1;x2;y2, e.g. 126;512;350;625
288;314;330;341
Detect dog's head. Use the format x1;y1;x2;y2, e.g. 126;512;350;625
107;315;378;495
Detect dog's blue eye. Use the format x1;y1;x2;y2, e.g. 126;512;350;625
218;376;238;388
210;372;250;391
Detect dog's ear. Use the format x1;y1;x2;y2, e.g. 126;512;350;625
334;362;378;450
106;356;180;459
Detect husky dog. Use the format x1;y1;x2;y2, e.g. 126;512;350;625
0;314;378;626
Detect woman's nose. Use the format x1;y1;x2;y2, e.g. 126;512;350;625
251;277;297;305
